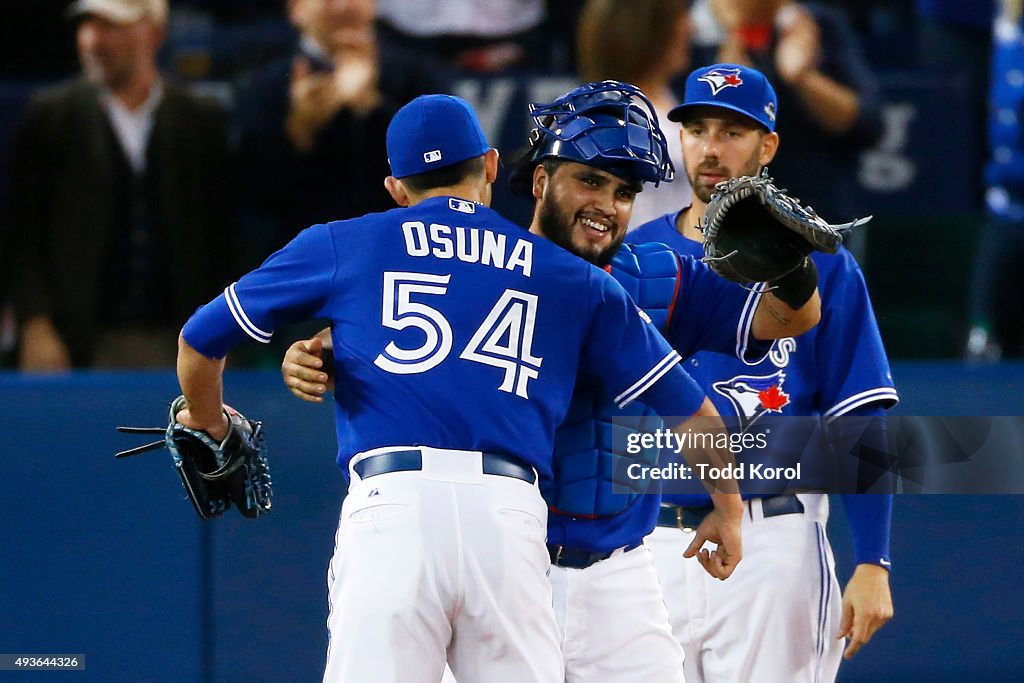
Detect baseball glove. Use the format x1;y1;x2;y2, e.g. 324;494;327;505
701;169;870;284
116;396;273;520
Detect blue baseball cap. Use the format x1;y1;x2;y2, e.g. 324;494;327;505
667;64;778;132
386;94;491;178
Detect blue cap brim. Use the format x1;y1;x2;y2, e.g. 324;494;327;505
667;101;771;130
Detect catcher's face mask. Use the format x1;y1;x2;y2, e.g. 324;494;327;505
509;80;674;197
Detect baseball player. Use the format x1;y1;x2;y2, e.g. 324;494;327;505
630;64;898;682
283;81;827;682
176;93;744;683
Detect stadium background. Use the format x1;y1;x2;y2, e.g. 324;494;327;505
1;1;1021;681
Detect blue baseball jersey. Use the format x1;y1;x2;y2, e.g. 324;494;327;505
630;211;899;505
545;242;771;553
182;196;706;480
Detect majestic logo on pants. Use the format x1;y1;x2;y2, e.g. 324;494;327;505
713;370;790;431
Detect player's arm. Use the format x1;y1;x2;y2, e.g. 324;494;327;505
176;332;229;440
586;269;744;578
665;253;819;362
642;373;744;580
753;278;823;339
664;399;745;579
835;405;894;659
181;223;336;417
282;327;334;402
751;262;821;340
838;491;893;658
812;258;896;656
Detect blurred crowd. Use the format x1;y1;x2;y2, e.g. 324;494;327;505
0;0;1019;371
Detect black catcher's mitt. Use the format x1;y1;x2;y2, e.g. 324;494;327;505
116;396;273;520
701;169;870;284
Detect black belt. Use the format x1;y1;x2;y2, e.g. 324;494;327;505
657;494;805;530
353;449;536;484
547;542;642;569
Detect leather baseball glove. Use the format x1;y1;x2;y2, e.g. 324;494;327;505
701;169;870;284
116;396;273;520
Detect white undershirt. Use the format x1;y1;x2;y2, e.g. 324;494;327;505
99;81;164;174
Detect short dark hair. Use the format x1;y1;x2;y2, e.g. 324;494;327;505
400;155;486;194
541;158;568;177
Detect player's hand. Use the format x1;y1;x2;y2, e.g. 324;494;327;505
175;405;230;442
18;315;71;372
282;336;331;403
683;504;743;580
837;563;893;658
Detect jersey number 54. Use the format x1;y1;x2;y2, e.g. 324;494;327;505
373;271;544;399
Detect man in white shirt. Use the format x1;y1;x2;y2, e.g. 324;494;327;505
8;0;232;370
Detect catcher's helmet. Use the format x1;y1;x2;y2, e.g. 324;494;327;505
509;80;674;196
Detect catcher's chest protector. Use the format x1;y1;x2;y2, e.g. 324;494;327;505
544;243;678;518
608;242;680;332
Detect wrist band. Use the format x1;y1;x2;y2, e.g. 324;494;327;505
770;257;818;309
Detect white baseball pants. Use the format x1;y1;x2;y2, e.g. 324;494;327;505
323;447;562;683
646;494;843;683
548;544;685;682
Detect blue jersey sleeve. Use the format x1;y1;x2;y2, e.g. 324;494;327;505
814;251;899;418
581;269;706;419
842;493;893;569
182;223;337;358
837;402;893;568
666;255;771;364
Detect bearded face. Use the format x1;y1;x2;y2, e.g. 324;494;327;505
534;162;636;267
678;108;774;204
687;138;764;204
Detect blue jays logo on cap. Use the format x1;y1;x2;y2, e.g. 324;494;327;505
698;68;745;95
668;63;779;132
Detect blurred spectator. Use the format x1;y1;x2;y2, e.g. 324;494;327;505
690;0;883;234
7;0;232;371
233;0;450;269
374;0;546;72
967;0;1024;361
577;0;693;228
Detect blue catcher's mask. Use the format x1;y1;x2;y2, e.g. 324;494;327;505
509;80;674;197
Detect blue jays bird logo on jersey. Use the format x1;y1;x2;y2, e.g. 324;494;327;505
698;68;744;95
713;370;790;431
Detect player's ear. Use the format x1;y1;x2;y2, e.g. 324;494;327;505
759;132;780;167
483;148;500;184
384;176;410;207
532;163;548;200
